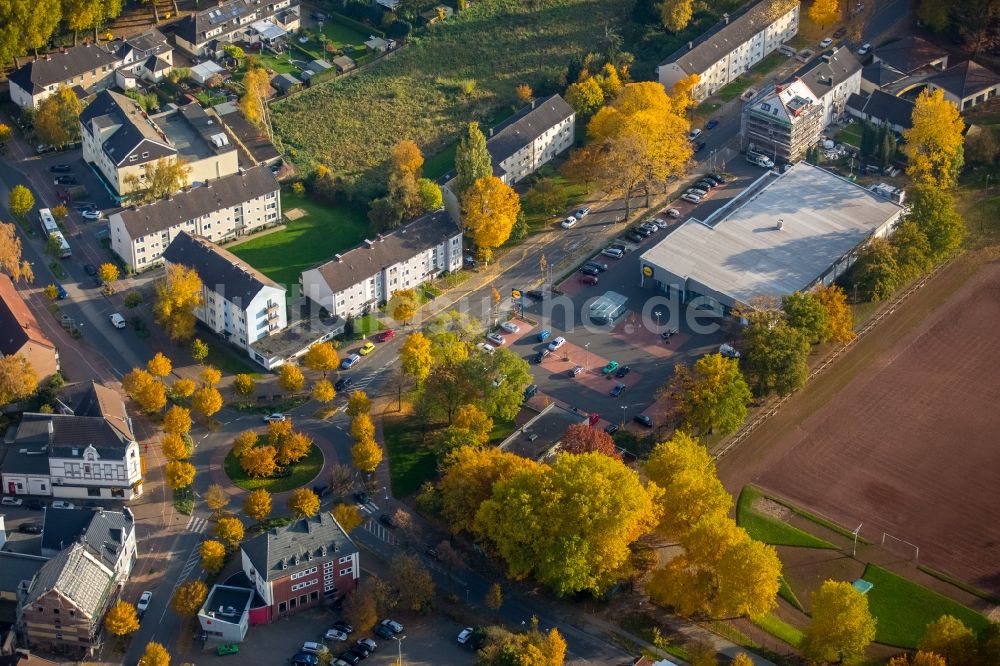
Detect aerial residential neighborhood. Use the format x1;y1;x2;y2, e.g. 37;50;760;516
0;0;998;665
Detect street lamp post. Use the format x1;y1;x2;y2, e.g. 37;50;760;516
620;404;627;427
654;310;662;332
382;486;388;501
393;634;406;666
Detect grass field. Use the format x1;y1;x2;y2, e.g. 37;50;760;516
272;0;629;196
228;187;369;286
199;338;262;377
736;486;837;549
382;414;439;497
835;124;864;148
752;613;804;647
862;565;990;648
223;444;325;493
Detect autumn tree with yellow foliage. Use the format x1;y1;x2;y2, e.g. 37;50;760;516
232;430;258;458
461;176;521;264
904;88;966;189
243;489;273;522
171;580;208;617
161;432;189;461
0;355;38;406
154;263;203;341
303;341;339;375
332;503;363;532
241;66;272;136
200;539;226;574
400;332;433;385
122;368;166;414
801;580;877;663
162;405;191;435
203;483;229;513
104;600;140;637
438;446;537;534
659;0;693;32
215;516;245;550
123;157;191;204
138;641;171;666
288;488;320;518
351;438;383;474
165;461;196;490
240;445;278;478
0;222;35;283
276;431;312;466
146;352;172;379
191;386;223;420
808;0;841;27
388;288;420;325
278;364;305;392
312;379;336;404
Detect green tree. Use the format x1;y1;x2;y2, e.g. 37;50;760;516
565;77;605;116
454;122;492;195
742;310;811;396
802;580;877;663
45;233;64;257
853;237;901;301
907;185;965;262
781;291;830;343
917;0;950;31
475;452;662;596
890;220;933;282
416;177;443;211
673;353;751;435
659;0;694;32
35;87;82;147
8;185;35;221
919;615;979;666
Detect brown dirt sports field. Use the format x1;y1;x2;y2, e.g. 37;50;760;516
718;257;1000;595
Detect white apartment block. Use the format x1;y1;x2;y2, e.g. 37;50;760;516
792;46;862;127
109;165;280;271
80;91;239;199
302;210;463;319
657;0;800;101
162;232;288;364
175;0;300;58
0;383;143;500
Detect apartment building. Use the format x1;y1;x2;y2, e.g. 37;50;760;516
162;232;288;364
240;512;359;623
656;0;800;101
0;382;142;500
8;30;172;110
41;507;137;584
790;46;862;127
0;273;59;385
301;209;462;319
175;0;301;57
80;91;238;198
109;165;280;271
20;542;118;657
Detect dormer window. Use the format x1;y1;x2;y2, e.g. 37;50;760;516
141;151;149;159
129;155;137;162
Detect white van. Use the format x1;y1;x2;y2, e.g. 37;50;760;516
109;313;126;329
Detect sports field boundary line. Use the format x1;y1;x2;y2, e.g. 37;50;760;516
713;257;955;460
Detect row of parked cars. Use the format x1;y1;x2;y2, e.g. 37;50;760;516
288;619;404;666
681;172;727;204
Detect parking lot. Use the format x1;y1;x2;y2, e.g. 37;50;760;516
195;607;475;666
497;161;766;430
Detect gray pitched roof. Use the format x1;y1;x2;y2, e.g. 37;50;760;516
312;209;460;294
58;381;133;441
120;29;171;60
212;102;281;165
163;231;283;306
42;508;134;569
79;89;175;167
928;60;1000;99
658;0;799;74
872;36;948;74
15;411;133;459
486;94;574;164
847;90;914;129
789;46;861;99
0;553;47;597
114;165;279;238
9;43;120;95
862;61;906;87
23;543;115;619
241;512;357;582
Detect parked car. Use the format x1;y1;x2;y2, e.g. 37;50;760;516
665;208;681;218
378;514;397;529
601;247;624;259
615;365;631;378
605;423;619;435
375;328;395;342
217;644;239;656
705;119;719;130
526;289;545;301
610;383;627;397
574;207;591;219
477;342;496;354
537;329;551;342
832;26;847;38
547;336;566;351
560;216;577;229
719;343;741;359
331;621;354;634
579;275;598;285
819;37;833;48
634;414;653;427
533;349;550;363
81;210;102;221
632;225;652;237
639;222;659;234
340;353;361;369
458;627;475;645
356;638;377;653
51;501;75;510
49;164;72;173
263;413;287;423
358;341;375;356
486;332;506;346
1;497;23;506
350;642;371;658
332;653;357;666
334;377;354;391
687;187;708;197
694;179;716;189
137;591;152;613
500;321;520;334
53;175;77;185
625;231;646;243
109;313;126;329
688;128;703;140
857;42;871;55
523;384;538;399
19;522;42;534
569;365;583;377
292;653;320;666
373;624;395;640
708;172;727;183
579;264;600;276
24;500;43;510
681;193;702;204
302;642;329;655
584;261;608;272
380;619;404;634
603;361;619;375
694;141;707;152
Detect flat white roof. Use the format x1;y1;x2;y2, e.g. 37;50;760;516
641;162;904;304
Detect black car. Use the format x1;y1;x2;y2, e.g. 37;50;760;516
625;231;645;243
351;642;372;658
615;366;631;378
610;383;627;397
332;620;354;634
334;377;353;391
84;264;97;276
291;653;319;666
525;289;545;301
533;349;550;364
604;423;619;435
354;491;369;505
694;141;707;152
49;164;72;173
338;651;362;665
356;638;377;653
579;265;600;276
608;242;627;253
634;414;653;427
53;175;77;185
312;484;329;497
584;261;608;272
378;513;397;529
833;26;847;38
19;522;42;534
695;180;716;190
708;172;727;183
374;624;394;640
523;383;538;399
633;226;652;237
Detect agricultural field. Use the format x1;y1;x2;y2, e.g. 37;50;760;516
271;0;630;197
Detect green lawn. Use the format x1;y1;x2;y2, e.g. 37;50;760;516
272;0;630;197
228;187;369;286
753;51;788;78
752;613;804;648
319;21;369;49
963;193;1000;249
836;124;864;148
861;565;990;648
736;486;837;549
423;141;458;181
523;174;590;233
224;444;325;493
383;415;439;497
717;76;755;102
254;51;300;75
200;340;262;377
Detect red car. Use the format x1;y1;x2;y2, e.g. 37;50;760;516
579;275;599;285
376;329;395;342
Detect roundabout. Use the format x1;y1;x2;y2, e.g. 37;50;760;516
222;443;325;493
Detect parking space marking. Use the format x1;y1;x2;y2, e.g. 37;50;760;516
363;520;399;545
173;547;203;591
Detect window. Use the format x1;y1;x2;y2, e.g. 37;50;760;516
339;568;352;576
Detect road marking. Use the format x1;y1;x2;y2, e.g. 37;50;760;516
171;547;203;594
186;516;208;534
363;519;398;545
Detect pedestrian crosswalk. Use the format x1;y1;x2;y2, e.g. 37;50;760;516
186;515;208;534
173;547;202;591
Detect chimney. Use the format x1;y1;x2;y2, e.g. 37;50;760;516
530;99;536;109
489;127;494;137
776;219;784;231
334;253;343;262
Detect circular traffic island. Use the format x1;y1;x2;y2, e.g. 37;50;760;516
223;444;325;493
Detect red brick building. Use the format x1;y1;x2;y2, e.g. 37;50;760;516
240;512;359;623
